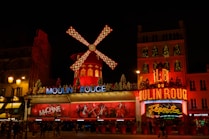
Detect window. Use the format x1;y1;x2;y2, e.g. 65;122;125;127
0;88;6;96
95;69;99;77
164;61;170;71
190;80;196;91
87;68;93;76
202;98;208;109
80;69;86;76
142;63;149;73
153;62;157;70
191;99;197;109
142;47;149;57
173;44;181;56
200;80;207;90
14;87;22;96
152;46;158;57
163;45;169;57
174;60;181;72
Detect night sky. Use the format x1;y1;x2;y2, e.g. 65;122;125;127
0;9;209;85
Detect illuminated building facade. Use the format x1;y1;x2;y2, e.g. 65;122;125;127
70;52;103;86
1;21;208;135
137;20;209;133
0;29;52;120
186;71;209;123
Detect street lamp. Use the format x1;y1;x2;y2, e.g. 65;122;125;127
8;76;14;121
136;70;140;89
8;76;14;85
135;70;142;133
16;79;21;85
24;97;29;139
7;76;22;121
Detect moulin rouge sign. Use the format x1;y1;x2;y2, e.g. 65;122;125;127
46;85;106;95
139;88;187;101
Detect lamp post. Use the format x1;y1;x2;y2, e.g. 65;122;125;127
24;97;28;139
135;70;142;133
136;70;140;89
24;97;31;139
8;76;14;121
8;76;22;121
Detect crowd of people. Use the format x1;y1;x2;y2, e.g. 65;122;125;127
0;121;24;139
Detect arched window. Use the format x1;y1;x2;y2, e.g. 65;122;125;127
173;44;181;56
174;60;181;71
95;69;99;77
87;68;93;76
163;45;169;57
142;47;148;57
142;63;149;73
80;69;86;76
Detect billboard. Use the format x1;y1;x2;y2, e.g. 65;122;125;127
31;104;70;117
30;102;135;120
70;102;135;118
146;103;182;119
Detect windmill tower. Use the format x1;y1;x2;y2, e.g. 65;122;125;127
66;25;118;86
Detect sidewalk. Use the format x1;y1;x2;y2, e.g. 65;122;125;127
26;131;209;138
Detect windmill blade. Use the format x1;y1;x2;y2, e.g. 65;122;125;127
66;26;90;47
70;50;91;71
93;25;113;46
94;50;117;70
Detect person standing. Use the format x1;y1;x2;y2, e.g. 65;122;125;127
40;122;46;138
158;120;167;138
148;121;153;134
13;122;19;139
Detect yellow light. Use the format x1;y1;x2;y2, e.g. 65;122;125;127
66;26;90;46
136;70;140;74
0;113;7;118
94;50;117;70
93;25;113;46
16;79;21;85
8;76;14;84
5;102;22;109
0;96;5;102
13;96;19;101
67;25;117;71
0;103;4;109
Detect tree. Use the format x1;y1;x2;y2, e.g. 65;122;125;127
120;74;126;84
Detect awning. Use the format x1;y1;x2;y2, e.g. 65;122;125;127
5;102;22;109
0;103;4;109
0;113;7;118
27;117;135;121
28;117;71;121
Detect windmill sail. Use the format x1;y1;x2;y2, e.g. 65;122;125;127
66;25;117;71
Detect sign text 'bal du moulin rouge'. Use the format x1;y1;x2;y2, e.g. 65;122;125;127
139;88;187;101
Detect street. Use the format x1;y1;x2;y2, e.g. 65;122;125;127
7;131;209;139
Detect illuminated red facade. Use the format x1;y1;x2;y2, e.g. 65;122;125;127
70;52;103;86
30;29;52;87
24;21;209;135
137;20;209;130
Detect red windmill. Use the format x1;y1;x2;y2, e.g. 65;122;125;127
66;25;118;86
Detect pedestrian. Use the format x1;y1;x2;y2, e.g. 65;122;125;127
75;123;79;134
13;122;19;139
148;121;153;134
158;120;167;139
40;122;46;138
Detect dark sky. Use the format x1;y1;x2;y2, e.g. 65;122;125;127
1;9;209;85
